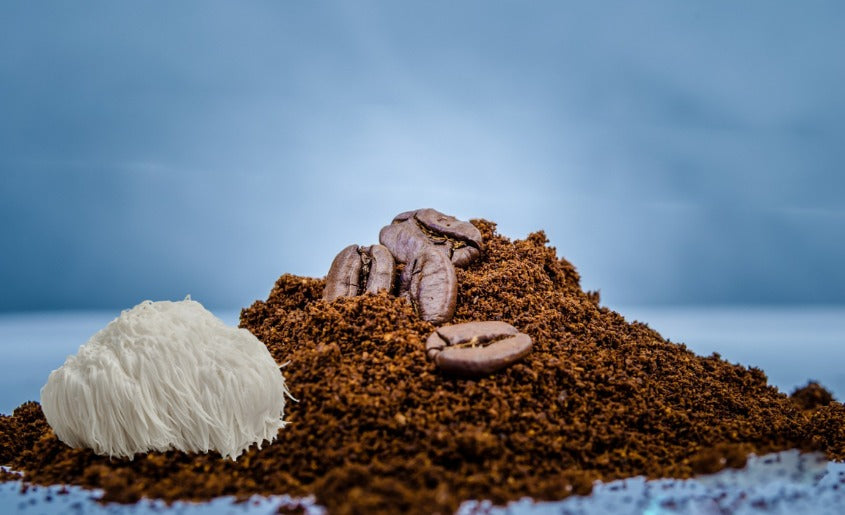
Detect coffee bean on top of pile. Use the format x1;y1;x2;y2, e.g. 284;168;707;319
426;321;532;375
399;246;458;325
380;208;484;267
323;244;395;301
322;208;481;325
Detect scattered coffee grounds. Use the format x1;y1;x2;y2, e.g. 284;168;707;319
2;219;844;515
0;402;48;467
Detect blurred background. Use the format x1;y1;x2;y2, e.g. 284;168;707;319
1;2;844;411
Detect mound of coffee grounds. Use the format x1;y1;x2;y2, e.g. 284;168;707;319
0;402;48;466
791;381;836;411
1;219;844;514
805;403;845;458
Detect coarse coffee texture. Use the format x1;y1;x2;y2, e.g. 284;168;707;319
1;219;843;514
791;381;836;411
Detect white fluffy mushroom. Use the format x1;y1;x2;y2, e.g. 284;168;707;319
40;298;290;460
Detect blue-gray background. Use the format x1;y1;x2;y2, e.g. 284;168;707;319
2;1;844;312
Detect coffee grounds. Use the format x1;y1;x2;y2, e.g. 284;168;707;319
1;219;843;514
791;381;836;411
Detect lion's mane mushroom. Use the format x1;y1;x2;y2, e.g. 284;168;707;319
40;298;290;460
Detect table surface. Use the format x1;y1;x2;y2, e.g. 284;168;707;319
2;306;844;513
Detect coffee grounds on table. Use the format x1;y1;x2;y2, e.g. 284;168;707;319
2;219;844;514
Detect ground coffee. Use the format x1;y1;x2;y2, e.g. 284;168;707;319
1;219;844;514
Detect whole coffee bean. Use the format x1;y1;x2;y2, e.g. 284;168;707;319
380;208;483;267
323;244;395;301
425;321;532;376
399;246;458;324
365;244;395;293
378;221;431;266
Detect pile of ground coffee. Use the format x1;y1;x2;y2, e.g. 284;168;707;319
1;219;844;514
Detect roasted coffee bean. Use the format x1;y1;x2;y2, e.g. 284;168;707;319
380;208;483;267
323;244;395;301
364;245;395;293
399;246;458;324
426;321;532;376
378;220;431;266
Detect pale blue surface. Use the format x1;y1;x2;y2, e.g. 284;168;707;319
460;451;845;515
0;477;321;515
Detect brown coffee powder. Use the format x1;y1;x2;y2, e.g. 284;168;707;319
1;219;843;514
